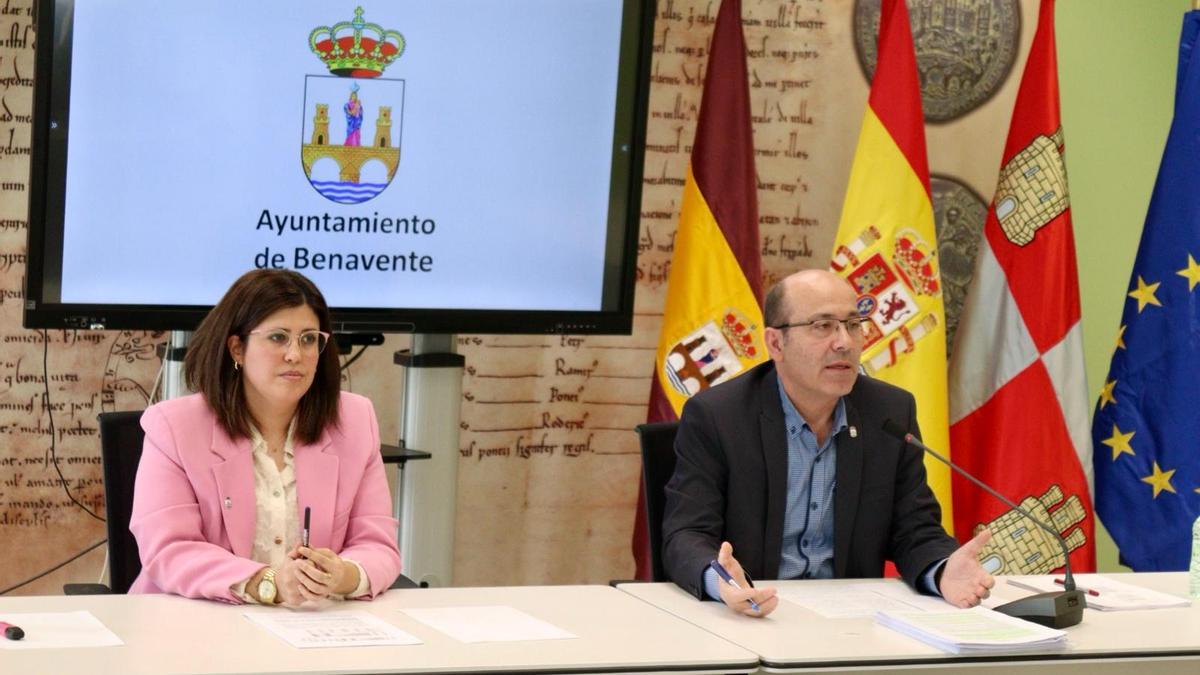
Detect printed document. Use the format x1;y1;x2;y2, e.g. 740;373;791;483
778;582;947;618
243;610;422;648
1006;574;1192;611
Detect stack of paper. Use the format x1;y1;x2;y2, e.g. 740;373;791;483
875;606;1068;654
1006;574;1192;611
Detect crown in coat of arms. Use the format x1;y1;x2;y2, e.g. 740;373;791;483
892;230;939;296
720;312;758;359
309;7;405;78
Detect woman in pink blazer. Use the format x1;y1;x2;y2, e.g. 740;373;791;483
129;270;401;604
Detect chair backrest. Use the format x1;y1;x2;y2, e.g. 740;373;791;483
635;420;679;583
98;410;146;594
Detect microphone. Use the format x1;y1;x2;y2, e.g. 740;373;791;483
882;419;1085;629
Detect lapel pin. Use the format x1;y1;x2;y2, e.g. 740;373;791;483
224;497;232;509
849;426;858;438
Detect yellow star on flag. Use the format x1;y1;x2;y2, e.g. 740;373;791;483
1115;325;1126;351
1098;380;1117;409
1101;424;1135;461
1141;462;1177;498
1178;254;1200;291
1128;276;1162;312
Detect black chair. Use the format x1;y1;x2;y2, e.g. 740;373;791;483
635;421;679;583
65;410;146;595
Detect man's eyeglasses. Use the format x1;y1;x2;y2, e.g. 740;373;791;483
771;317;869;339
248;329;331;354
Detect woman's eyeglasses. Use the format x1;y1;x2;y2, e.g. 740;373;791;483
247;329;331;354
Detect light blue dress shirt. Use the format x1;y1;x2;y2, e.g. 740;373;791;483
703;378;945;602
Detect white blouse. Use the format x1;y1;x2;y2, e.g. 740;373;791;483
231;419;370;603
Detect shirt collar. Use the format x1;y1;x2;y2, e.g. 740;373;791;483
776;375;848;441
248;417;298;458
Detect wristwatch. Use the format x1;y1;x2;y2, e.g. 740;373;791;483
257;568;279;605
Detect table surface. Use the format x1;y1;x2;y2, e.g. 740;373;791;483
0;584;758;675
618;573;1200;672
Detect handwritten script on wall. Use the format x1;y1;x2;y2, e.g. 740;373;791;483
0;0;166;595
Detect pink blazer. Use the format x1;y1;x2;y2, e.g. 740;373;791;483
128;392;401;602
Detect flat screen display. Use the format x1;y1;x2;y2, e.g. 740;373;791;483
26;0;651;333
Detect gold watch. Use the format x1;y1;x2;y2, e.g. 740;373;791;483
257;568;279;605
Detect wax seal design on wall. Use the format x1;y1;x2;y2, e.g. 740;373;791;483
853;0;1020;122
930;174;988;355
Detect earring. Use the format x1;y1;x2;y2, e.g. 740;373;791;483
234;361;241;371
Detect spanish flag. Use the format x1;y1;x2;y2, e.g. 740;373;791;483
830;0;953;529
633;0;767;579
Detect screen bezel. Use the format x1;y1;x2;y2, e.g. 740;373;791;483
24;0;653;334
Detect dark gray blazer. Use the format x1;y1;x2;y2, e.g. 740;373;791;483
662;361;958;599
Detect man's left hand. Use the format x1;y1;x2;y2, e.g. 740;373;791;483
938;529;995;608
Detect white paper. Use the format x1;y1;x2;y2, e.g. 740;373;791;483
1006;574;1192;611
243;610;422;648
400;605;577;643
875;606;1067;654
778;583;947;618
0;611;123;650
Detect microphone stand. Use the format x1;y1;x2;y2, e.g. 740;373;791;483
883;420;1086;628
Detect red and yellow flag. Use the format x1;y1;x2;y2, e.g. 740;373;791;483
633;0;767;579
830;0;952;529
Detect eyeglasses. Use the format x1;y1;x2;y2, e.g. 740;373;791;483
771;317;869;339
248;329;331;354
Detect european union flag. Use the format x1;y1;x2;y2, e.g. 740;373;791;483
1092;10;1200;571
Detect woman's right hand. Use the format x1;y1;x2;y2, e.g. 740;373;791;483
274;554;329;606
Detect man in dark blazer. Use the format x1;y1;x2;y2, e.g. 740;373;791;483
662;270;994;617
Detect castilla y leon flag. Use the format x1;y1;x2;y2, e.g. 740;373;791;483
830;0;953;530
632;0;767;580
948;0;1095;574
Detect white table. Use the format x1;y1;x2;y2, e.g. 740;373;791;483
619;573;1200;673
0;585;758;674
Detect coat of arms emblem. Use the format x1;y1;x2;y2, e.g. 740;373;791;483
301;7;405;204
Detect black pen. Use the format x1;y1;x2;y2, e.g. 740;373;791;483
302;506;311;548
0;621;24;640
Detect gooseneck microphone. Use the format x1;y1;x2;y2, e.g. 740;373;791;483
882;419;1086;629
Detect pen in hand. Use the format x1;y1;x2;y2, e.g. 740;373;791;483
302;506;311;548
0;621;24;641
709;559;761;611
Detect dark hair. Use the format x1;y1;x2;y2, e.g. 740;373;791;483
763;280;790;329
185;269;341;444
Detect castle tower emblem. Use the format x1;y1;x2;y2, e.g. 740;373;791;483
301;7;406;204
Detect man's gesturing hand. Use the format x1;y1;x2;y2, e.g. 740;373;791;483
938;529;996;608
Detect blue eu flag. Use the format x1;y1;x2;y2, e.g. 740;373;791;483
1092;10;1200;571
